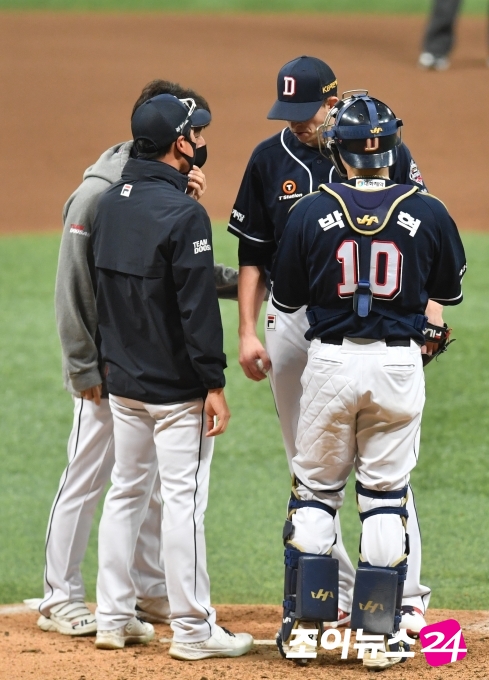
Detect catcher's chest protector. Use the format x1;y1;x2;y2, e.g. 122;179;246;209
318;183;418;237
319;183;418;317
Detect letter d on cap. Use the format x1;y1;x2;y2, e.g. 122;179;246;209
283;76;296;96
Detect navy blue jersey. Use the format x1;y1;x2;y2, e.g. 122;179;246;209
271;179;466;344
228;127;427;268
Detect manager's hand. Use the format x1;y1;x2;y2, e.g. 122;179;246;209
205;388;231;436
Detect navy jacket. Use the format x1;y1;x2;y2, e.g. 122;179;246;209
92;158;226;404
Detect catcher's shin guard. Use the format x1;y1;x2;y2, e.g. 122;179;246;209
352;482;409;636
281;545;339;643
351;561;407;635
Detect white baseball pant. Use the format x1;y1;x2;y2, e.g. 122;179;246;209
292;338;425;576
96;395;216;643
40;397;166;616
265;300;431;612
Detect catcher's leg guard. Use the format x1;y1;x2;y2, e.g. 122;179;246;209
351;560;407;635
281;495;339;645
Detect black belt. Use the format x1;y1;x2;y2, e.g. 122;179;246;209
320;338;411;347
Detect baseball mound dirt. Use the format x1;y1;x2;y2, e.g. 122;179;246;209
0;12;488;234
1;604;488;678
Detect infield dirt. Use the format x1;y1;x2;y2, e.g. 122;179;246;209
1;604;488;678
0;12;488;234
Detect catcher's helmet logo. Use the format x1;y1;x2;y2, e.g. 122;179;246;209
283;76;296;96
370;127;383;134
364;137;380;152
282;180;297;195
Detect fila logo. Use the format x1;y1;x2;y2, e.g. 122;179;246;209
424;327;444;340
359;601;385;613
364;137;380;152
311;589;334;601
283;76;296;96
266;314;276;330
121;184;133;197
370;127;383;134
357;215;379;226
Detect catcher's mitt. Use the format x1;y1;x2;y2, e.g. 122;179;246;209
422;322;454;366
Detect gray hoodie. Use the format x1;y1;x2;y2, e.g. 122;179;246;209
55;141;238;396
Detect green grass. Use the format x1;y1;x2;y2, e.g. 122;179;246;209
1;0;487;14
0;228;488;610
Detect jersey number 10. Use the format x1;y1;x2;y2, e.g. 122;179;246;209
337;240;403;299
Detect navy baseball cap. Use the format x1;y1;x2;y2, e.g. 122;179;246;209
190;108;211;127
132;94;200;153
267;56;338;122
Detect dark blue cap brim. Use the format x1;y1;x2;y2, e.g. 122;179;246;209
267;99;323;122
190;109;211;127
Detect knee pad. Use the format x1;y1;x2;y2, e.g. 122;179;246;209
281;545;339;643
356;482;410;559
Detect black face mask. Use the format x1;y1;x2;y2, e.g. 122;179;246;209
180;138;197;174
194;144;207;168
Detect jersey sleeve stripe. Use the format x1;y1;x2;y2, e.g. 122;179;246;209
227;223;275;243
429;292;463;302
271;293;303;313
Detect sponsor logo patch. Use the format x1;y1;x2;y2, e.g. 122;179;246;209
193;238;211;254
355;178;385;189
282;179;297;195
121;184;133;197
266;314;276;330
409;159;424;185
70;224;89;237
231;208;245;223
278;192;303;202
322;79;337;94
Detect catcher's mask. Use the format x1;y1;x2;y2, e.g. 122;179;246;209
317;91;403;178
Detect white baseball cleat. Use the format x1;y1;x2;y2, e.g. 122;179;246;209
95;617;154;650
37;601;97;636
400;605;427;638
135;596;171;624
324;608;351;629
418;52;450;70
362;635;403;671
169;625;253;660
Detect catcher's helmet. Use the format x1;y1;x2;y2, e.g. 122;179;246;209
323;93;402;173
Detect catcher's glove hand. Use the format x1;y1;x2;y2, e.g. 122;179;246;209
422;322;454;366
